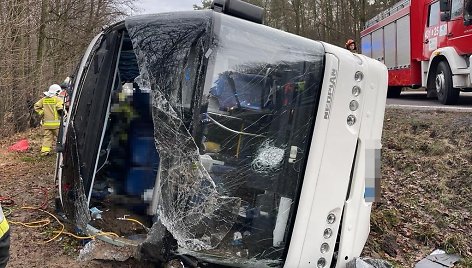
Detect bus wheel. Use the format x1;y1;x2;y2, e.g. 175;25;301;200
436;61;459;105
387;87;402;98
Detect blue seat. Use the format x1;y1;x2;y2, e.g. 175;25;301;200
125;167;157;196
124;91;159;197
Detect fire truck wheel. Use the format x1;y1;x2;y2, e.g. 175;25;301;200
387;87;402;98
436;61;459;105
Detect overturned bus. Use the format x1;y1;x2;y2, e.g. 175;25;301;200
55;1;388;267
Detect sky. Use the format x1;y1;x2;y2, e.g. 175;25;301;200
135;0;202;14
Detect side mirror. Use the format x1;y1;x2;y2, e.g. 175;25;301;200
439;0;450;12
441;11;451;21
465;12;472;25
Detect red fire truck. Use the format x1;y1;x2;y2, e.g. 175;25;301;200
361;0;472;104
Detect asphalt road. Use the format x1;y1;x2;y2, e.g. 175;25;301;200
386;90;472;111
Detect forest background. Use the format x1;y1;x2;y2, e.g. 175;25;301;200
0;0;397;137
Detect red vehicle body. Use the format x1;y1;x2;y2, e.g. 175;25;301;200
361;0;472;104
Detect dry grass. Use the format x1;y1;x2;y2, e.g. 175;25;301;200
363;109;472;267
2;109;472;267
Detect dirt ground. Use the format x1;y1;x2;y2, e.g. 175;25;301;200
363;109;472;267
0;108;471;267
0;129;153;268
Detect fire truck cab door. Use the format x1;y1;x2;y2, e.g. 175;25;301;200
446;0;472;54
423;1;448;59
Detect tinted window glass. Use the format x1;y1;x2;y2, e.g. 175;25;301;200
127;11;325;267
194;13;325;265
451;0;464;19
465;0;472;20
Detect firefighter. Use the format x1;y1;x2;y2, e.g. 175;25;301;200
0;205;10;268
345;39;357;53
34;84;64;156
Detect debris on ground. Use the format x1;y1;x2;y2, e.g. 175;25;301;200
8;139;29;152
415;249;461;268
78;240;135;262
89;207;103;220
2;110;472;267
363;110;472;267
346;257;393;268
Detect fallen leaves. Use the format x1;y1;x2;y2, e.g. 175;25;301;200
363;109;472;267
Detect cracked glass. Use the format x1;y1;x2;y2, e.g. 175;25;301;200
125;11;325;266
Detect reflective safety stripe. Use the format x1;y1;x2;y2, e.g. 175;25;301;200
0;210;9;238
43;120;60;127
0;219;9;238
43;98;57;105
41;146;51;152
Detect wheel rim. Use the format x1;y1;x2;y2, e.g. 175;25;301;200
435;71;445;95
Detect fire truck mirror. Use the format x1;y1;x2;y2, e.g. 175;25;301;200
440;11;451;21
439;0;451;12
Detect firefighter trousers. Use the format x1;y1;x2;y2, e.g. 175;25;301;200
41;128;59;154
0;230;9;268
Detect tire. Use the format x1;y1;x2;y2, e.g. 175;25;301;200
435;61;459;105
387;86;402;98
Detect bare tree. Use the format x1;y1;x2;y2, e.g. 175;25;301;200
0;0;135;137
194;0;396;48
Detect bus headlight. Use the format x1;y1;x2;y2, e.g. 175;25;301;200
349;100;359;111
347;115;356;126
323;228;333;239
327;213;336;224
317;258;326;267
354;71;364;82
320;243;330;254
352;86;361;96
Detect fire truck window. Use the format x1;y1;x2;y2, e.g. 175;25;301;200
465;0;472;20
428;1;440;27
451;0;464;19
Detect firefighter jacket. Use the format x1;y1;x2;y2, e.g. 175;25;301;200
0;205;8;239
34;96;64;129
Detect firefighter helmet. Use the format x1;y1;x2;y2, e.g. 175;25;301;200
345;39;356;48
44;84;62;97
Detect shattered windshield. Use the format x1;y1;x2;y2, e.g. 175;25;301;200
126;11;325;266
